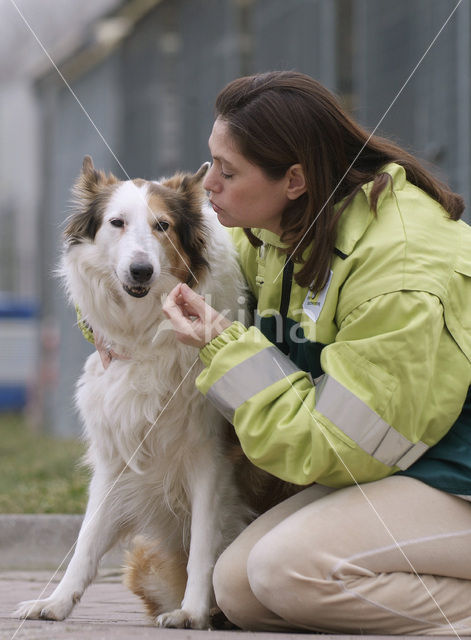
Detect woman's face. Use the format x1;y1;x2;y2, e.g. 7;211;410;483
203;118;291;234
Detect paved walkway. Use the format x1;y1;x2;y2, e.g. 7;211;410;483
1;568;144;640
1;568;316;640
0;569;460;640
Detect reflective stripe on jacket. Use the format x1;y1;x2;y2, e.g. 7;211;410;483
196;163;471;488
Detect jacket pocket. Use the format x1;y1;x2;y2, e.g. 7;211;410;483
445;254;471;364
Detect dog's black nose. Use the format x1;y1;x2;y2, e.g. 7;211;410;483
130;262;154;283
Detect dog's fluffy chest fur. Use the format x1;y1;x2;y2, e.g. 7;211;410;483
78;349;230;544
78;348;202;464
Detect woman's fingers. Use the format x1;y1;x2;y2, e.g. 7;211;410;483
163;283;232;347
163;283;184;318
163;284;204;346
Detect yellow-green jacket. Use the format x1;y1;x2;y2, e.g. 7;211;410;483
196;163;471;493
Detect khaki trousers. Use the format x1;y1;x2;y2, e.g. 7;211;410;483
213;476;471;635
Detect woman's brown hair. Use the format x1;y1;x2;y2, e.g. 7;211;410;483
215;71;464;292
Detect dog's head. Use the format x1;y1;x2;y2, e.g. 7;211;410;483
64;156;210;299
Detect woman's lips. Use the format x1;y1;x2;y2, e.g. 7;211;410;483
210;200;223;214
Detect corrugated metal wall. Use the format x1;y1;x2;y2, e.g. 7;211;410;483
353;0;469;203
35;0;470;435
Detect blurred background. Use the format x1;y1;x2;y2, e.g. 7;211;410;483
0;0;470;449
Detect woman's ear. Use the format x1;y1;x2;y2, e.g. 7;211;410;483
286;164;307;200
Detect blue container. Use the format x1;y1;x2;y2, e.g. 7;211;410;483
0;295;39;410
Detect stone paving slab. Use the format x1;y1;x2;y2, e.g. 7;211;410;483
1;569;146;640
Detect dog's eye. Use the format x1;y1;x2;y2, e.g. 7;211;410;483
110;219;124;228
154;220;170;232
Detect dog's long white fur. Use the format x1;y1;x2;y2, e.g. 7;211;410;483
15;176;250;628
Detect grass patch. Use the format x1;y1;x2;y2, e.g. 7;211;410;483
0;412;89;514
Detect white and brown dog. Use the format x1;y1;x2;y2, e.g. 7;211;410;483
15;157;297;629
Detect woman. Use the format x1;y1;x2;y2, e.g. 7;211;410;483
165;70;471;634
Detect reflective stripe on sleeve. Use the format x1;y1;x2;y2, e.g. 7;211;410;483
206;346;301;423
315;375;429;470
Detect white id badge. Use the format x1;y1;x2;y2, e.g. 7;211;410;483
302;270;333;323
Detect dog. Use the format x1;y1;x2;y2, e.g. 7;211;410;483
15;157;299;628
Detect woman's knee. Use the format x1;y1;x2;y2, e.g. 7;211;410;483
246;535;289;609
246;530;329;626
213;541;259;628
213;543;243;608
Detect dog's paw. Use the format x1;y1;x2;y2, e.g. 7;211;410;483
14;595;77;621
155;608;210;629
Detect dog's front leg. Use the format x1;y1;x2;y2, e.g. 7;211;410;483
15;468;121;621
156;452;222;629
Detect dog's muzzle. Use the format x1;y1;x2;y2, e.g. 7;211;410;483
123;261;154;298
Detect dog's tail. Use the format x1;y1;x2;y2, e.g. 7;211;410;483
123;536;187;620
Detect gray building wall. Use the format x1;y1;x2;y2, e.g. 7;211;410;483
353;0;470;204
33;0;470;436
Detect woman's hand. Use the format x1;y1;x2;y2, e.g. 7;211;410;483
163;283;232;348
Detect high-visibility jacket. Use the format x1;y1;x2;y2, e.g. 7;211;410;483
196;163;471;494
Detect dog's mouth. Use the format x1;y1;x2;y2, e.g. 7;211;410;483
122;283;150;298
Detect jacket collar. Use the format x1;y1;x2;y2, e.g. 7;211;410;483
250;163;406;257
251;227;289;249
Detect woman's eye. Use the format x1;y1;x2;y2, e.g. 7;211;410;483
154;220;170;232
221;171;233;180
110;219;124;228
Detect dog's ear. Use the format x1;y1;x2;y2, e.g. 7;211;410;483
179;162;210;192
82;155;94;174
162;163;210;194
64;156;119;246
75;155;119;201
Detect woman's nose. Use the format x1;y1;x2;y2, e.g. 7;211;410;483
203;164;221;193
